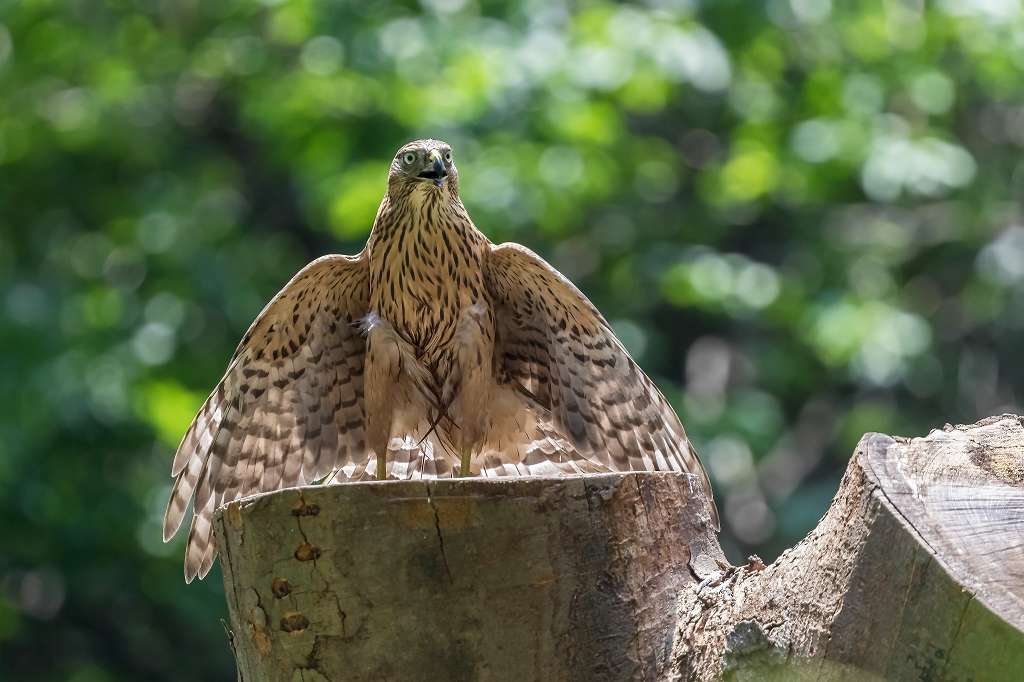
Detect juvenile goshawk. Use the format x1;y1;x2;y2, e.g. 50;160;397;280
163;139;719;582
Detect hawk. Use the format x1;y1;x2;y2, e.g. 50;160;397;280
163;139;718;582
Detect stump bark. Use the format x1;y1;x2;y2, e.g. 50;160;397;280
215;415;1024;681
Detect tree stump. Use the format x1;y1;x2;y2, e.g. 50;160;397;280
215;415;1024;681
674;414;1024;680
215;473;721;681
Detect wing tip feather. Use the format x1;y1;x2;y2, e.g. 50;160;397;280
169;252;370;582
162;477;188;543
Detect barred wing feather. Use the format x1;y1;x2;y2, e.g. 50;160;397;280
483;243;719;528
162;254;371;582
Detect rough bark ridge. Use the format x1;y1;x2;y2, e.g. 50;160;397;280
674;414;1024;680
215;416;1024;681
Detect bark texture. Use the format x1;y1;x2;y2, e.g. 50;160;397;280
215;415;1024;681
215;472;720;681
673;414;1024;680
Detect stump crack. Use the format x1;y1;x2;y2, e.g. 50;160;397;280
863;451;940;557
632;475;653;528
942;592;975;679
425;482;454;585
883;554;931;665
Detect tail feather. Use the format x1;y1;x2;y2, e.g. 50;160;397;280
328;393;611;482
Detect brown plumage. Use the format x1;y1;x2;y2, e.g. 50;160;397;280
163;139;719;582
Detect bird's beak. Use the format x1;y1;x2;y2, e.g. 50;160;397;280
418;150;448;187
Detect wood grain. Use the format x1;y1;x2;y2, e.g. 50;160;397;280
674;415;1024;681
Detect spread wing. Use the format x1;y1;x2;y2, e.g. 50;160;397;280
484;243;719;528
163;253;371;582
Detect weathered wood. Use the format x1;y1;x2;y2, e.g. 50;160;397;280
215;472;720;681
673;415;1024;680
216;416;1024;681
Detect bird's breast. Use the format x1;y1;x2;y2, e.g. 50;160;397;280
368;221;488;369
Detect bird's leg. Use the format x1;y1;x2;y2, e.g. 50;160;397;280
363;313;432;480
364;315;403;480
448;303;493;479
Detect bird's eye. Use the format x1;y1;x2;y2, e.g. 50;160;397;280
444;151;452;162
403;152;416;165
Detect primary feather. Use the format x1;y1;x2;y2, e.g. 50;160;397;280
164;139;718;582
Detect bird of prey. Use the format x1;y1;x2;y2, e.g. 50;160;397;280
163;139;718;582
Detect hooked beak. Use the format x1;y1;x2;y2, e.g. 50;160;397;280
417;151;448;186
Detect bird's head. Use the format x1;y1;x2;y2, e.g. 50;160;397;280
388;139;459;199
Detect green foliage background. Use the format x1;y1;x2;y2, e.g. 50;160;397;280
2;0;1022;678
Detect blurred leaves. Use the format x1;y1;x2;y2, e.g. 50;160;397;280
3;0;1024;678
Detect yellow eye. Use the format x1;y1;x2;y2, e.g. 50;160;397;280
403;152;416;165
